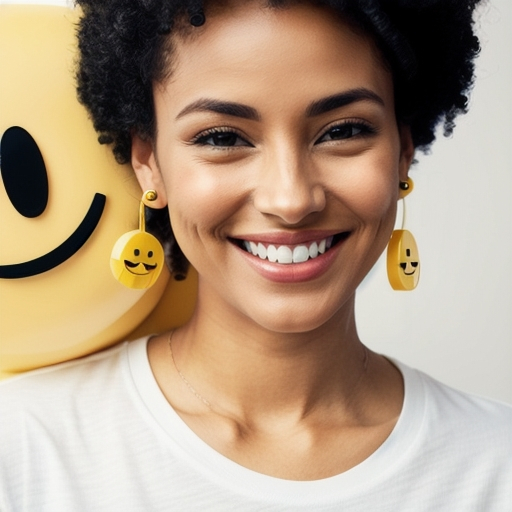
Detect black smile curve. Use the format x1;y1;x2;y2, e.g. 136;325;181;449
403;270;417;276
124;261;149;275
124;260;157;275
0;193;106;279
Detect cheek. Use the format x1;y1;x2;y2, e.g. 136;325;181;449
164;165;245;246
327;153;399;225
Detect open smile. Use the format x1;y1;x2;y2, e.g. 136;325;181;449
232;232;349;264
0;193;106;279
230;231;349;284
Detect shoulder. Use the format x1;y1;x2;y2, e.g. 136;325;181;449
421;366;510;422
0;338;153;463
0;338;154;509
390;361;512;509
0;340;143;420
397;359;512;452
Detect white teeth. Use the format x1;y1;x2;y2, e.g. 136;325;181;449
276;246;293;264
293;246;309;263
309;242;318;259
257;243;267;259
243;236;338;264
267;244;278;262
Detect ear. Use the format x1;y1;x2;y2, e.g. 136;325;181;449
131;133;168;208
398;124;415;183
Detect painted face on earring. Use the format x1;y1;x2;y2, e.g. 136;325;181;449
110;231;164;289
387;229;420;290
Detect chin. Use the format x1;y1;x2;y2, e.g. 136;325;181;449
240;294;349;335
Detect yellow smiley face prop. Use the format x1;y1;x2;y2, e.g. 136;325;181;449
387;229;420;291
0;5;196;376
111;231;164;289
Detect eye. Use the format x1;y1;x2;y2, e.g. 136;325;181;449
0;126;49;218
315;121;375;144
192;128;252;148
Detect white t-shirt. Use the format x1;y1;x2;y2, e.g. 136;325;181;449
0;337;510;511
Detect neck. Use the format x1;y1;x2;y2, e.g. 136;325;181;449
168;290;369;423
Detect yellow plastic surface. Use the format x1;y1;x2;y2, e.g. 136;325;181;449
0;6;196;376
386;229;420;291
110;230;165;289
399;177;414;199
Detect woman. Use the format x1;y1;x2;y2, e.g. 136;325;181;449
1;0;510;510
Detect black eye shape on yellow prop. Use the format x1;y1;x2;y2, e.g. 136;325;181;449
1;126;48;218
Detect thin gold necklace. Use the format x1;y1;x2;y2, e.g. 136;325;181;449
168;330;369;411
168;331;212;410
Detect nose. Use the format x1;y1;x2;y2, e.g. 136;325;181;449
253;148;326;225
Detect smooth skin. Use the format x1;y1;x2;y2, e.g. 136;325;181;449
133;0;414;480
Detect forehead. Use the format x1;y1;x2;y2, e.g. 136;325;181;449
160;1;392;110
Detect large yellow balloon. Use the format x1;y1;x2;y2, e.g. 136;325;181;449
0;6;196;376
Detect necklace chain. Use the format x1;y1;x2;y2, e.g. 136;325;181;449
168;331;212;409
168;330;370;411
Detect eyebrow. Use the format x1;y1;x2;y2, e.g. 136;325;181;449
176;98;260;121
305;88;385;117
175;88;384;121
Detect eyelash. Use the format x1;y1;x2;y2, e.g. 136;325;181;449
314;120;377;144
190;127;252;148
189;120;377;148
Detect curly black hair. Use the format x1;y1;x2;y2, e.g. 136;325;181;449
75;0;483;278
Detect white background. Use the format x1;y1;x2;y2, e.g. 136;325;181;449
356;0;512;404
2;0;511;403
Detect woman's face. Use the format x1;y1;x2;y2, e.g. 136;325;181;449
133;0;414;333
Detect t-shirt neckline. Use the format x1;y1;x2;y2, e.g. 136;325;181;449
126;336;426;506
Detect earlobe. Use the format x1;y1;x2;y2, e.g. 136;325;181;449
131;133;168;207
398;124;415;183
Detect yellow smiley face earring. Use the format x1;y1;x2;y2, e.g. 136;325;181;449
110;190;165;289
387;178;420;291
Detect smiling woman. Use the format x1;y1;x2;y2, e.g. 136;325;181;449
0;0;510;511
132;3;411;335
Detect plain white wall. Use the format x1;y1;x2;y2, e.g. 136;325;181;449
3;0;510;403
357;0;512;404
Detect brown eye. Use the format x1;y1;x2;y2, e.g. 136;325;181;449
210;133;239;146
316;122;375;144
336;125;360;139
193;129;252;148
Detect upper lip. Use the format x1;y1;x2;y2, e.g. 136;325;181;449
230;229;347;246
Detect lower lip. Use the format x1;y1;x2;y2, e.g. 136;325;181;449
235;239;345;283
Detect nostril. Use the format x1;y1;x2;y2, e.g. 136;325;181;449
0;126;49;218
